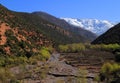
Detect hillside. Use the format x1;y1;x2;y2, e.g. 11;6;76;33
62;18;114;35
0;4;87;56
32;12;97;41
92;23;120;44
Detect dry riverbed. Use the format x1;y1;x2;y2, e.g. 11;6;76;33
10;50;114;83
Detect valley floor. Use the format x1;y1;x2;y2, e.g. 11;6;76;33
8;49;114;83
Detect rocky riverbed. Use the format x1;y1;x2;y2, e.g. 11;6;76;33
10;53;101;83
38;53;96;83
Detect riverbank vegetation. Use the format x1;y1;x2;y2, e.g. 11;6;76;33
58;43;120;53
0;46;54;67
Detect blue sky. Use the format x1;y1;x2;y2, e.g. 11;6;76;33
0;0;120;22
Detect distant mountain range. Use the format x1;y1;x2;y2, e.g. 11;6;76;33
61;18;115;35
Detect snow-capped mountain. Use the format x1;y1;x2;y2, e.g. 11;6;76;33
61;18;115;35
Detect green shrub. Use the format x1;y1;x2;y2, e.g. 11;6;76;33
4;56;28;66
100;62;120;83
5;57;15;65
77;68;88;83
0;67;14;82
0;57;5;66
58;45;69;52
19;56;28;64
40;47;51;60
46;46;54;53
29;57;37;65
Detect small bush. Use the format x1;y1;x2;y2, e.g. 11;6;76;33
0;57;5;66
0;67;14;82
58;45;69;52
40;47;51;60
29;56;38;65
100;62;120;83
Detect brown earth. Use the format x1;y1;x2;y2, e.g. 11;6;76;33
0;23;10;45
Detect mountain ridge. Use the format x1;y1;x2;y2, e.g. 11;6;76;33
32;12;97;41
61;18;115;35
91;23;120;44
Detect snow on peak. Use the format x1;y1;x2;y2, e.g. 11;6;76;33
61;18;115;35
